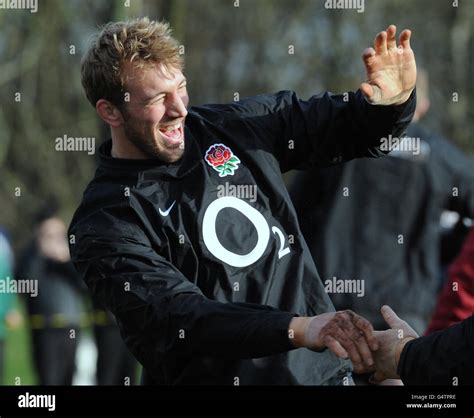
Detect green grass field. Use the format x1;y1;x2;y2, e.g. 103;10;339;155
4;301;36;385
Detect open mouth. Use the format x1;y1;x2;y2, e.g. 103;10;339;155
159;122;184;148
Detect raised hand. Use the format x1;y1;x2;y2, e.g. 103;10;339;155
361;25;417;106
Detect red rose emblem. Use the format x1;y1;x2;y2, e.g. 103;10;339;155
205;143;241;177
206;145;231;167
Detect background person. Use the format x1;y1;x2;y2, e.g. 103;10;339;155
425;227;474;335
16;207;85;385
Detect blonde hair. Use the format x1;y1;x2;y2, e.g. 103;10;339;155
81;17;183;108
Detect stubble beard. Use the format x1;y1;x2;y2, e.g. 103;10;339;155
121;110;184;163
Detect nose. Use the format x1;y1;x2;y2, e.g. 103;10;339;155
166;92;188;119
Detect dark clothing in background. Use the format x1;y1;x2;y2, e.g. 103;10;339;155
16;244;84;385
94;323;138;385
290;123;474;333
16;244;84;326
93;301;137;385
69;89;415;385
31;328;78;385
399;315;474;385
440;218;471;268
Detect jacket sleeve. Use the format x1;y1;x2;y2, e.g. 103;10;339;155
70;214;296;372
398;315;474;385
199;88;416;172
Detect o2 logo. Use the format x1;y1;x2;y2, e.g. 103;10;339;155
202;196;290;267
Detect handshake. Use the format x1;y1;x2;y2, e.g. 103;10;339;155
289;305;419;382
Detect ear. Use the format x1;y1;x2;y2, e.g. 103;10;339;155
96;99;124;128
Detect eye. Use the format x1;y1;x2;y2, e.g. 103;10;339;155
179;83;187;90
150;95;166;105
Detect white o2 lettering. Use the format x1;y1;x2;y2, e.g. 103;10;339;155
272;226;291;259
202;196;290;267
203;197;269;267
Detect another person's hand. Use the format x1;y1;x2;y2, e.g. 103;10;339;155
289;310;378;374
361;24;417;106
371;305;419;382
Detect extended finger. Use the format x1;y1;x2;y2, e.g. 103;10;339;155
362;47;376;67
353;313;378;351
374;30;388;54
340;313;374;367
381;305;403;329
360;82;374;100
320;317;364;370
399;29;412;49
323;334;349;359
326;329;364;371
386;24;397;50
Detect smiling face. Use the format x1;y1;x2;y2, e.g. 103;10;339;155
119;63;189;162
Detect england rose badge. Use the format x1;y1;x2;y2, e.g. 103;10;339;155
205;143;241;177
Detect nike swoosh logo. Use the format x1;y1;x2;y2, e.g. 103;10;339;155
159;200;176;216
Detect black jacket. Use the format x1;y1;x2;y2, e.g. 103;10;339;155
289;123;474;333
399;315;474;385
16;243;85;327
69;89;415;385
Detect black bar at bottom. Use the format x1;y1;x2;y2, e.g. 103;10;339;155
0;385;472;417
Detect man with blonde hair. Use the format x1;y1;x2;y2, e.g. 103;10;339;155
70;17;417;385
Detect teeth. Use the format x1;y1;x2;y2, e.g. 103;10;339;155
160;123;181;133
